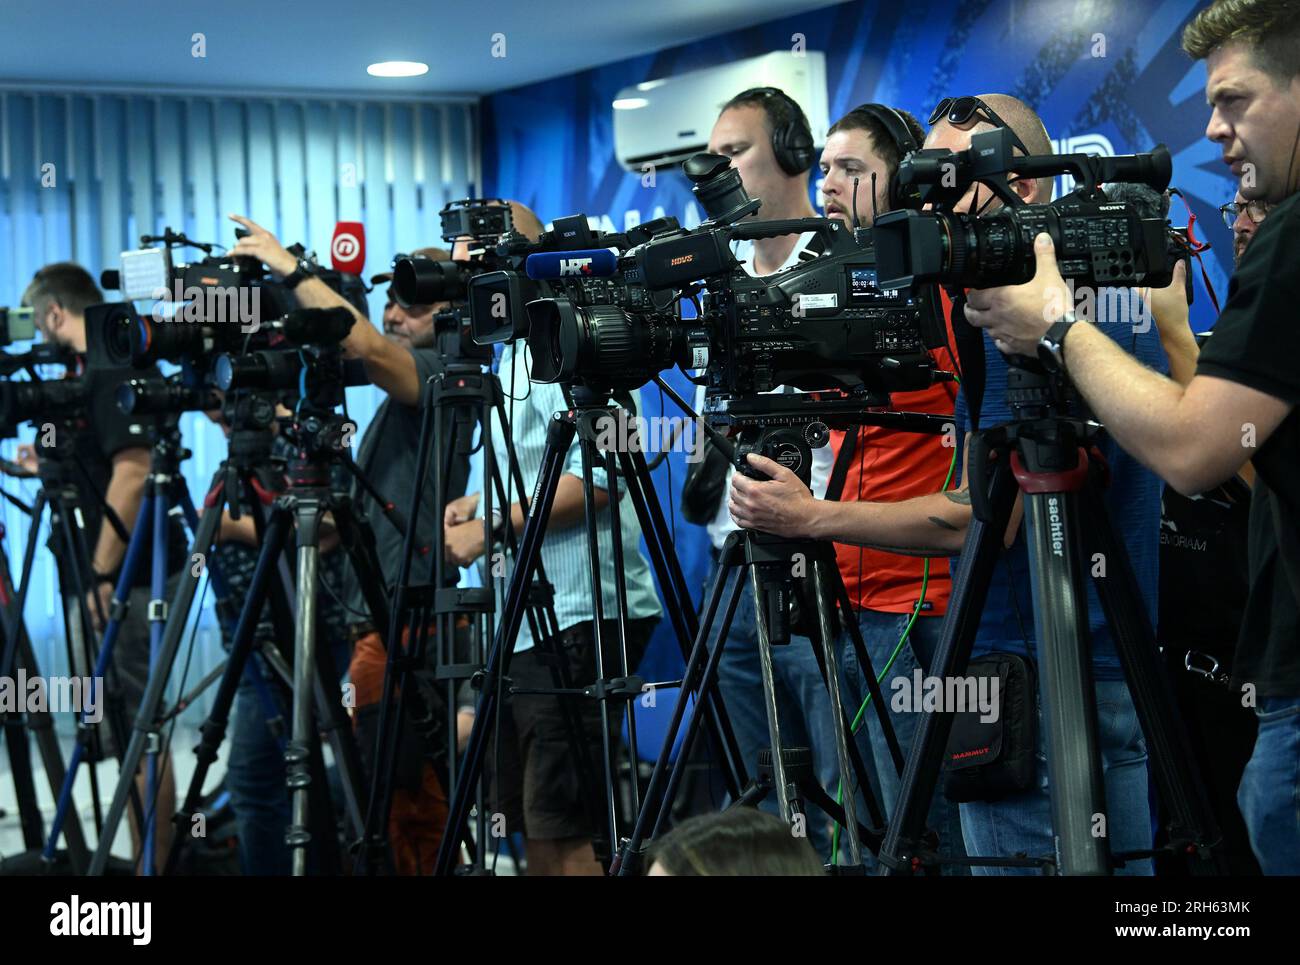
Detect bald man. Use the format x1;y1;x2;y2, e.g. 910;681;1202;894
729;94;1164;875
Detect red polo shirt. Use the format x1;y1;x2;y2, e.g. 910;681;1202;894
831;290;961;614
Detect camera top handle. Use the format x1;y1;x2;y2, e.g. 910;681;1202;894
897;127;1172;209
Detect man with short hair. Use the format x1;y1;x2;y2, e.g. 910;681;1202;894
962;0;1300;873
816;104;967;866
731;94;1166;874
683;87;841;858
1222;189;1272;264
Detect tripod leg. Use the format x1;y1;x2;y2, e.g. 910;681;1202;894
1021;487;1109;876
749;567;796;825
287;498;324;877
87;496;227;876
576;426;621;861
879;456;1018;875
163;486;292;875
616;555;746;875
811;556;863;867
1083;482;1225;872
617;447;748;797
434;416;575;876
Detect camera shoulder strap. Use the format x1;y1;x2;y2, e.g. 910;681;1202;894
825;429;858;503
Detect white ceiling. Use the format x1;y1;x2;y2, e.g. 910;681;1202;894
0;0;846;98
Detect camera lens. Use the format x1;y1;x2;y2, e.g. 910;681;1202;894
392;257;470;306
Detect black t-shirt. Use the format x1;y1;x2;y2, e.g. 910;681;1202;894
1196;189;1300;697
49;363;187;586
342;347;470;623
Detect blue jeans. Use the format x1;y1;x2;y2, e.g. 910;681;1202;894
710;564;841;860
959;677;1153;875
227;666;292;876
843;610;968;872
1237;696;1300;874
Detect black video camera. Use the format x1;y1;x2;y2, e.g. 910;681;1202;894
872;127;1177;290
516;153;946;398
462;210;682;392
0;345;83;439
91;227;367;371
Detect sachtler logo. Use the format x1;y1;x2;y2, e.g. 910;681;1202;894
1047;496;1065;557
49;895;151;945
558;256;594;276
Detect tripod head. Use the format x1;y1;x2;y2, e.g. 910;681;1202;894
967;358;1105;525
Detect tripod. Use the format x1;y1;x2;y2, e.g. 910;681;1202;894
614;390;952;874
354;360;610;875
878;362;1225;876
434;382;750;876
0;516;92;871
0;427;150;873
87;388;387;876
42;419;230;872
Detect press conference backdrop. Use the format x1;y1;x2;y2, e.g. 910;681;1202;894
480;0;1230;679
0;89;478;720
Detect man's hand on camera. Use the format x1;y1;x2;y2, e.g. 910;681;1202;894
728;453;820;538
965;233;1071;356
1141;258;1191;338
444;492;481;529
445;520;486;567
228;214;297;278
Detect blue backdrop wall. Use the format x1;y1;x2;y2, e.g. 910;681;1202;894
479;0;1230;677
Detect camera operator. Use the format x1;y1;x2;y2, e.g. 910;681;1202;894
19;262;187;870
731;94;1167;874
227;215;466;873
679;87;841;856
440;205;664;876
814;103;967;865
963;0;1300;873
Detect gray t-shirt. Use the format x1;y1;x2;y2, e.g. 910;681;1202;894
342;347;468;626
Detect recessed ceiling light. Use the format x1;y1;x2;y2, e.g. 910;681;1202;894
367;61;429;78
612;97;649;110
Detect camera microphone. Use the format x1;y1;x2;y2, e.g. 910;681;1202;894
524;249;618;280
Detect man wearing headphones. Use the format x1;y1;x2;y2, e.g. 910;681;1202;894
815;105;966;865
684;87;840;857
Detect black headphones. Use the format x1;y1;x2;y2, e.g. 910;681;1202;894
735;86;815;177
842;103;923;211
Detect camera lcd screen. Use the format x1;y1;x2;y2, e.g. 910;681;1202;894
120;248;171;302
847;266;911;305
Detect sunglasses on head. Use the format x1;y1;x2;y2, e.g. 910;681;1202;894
929;96;1030;157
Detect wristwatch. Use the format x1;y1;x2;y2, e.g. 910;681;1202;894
1037;312;1078;374
282;257;317;290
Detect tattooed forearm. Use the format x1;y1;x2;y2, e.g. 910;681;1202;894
928;515;960;532
944;490;972;505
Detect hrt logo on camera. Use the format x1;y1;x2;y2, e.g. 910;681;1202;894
558;256;594;276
